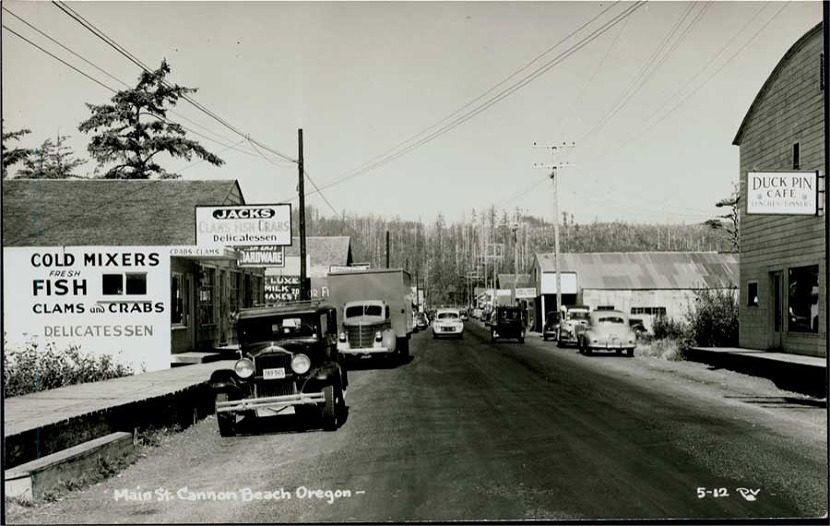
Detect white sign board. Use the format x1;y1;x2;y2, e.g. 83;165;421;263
541;272;578;294
237;246;285;267
3;246;172;373
747;172;818;215
496;289;512;297
515;287;537;299
196;204;291;249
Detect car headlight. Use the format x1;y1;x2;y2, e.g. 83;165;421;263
291;353;311;374
234;358;254;379
339;331;347;342
375;330;383;341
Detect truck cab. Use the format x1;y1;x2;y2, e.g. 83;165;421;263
337;300;398;358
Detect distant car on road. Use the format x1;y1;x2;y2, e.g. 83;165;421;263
542;311;559;341
490;305;526;343
460;309;469;321
415;312;429;330
432;308;464;339
557;305;591;347
578;310;637;357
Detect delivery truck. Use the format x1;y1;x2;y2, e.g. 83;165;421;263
327;268;414;361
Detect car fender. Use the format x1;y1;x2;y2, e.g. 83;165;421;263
209;369;243;395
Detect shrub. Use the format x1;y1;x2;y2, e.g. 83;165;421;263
652;315;687;341
3;341;133;398
684;288;739;348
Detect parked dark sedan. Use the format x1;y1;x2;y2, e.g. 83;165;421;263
209;301;347;436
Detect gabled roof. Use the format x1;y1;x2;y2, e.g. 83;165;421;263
732;22;823;146
496;273;532;288
534;252;738;290
3;179;244;247
285;236;353;267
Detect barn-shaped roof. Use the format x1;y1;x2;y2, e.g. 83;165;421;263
3;179;244;247
285;236;353;268
534;252;738;290
732;22;822;146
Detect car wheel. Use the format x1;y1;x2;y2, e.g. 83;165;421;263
321;381;343;431
215;393;237;437
626;348;635;357
615;349;623;356
519;337;525;344
585;346;593;356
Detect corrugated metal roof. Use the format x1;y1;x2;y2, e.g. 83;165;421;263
3;179;243;247
535;252;738;290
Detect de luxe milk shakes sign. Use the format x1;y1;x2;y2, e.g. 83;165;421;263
3;246;171;372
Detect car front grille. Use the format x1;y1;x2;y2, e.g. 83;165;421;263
346;322;390;347
253;353;295;399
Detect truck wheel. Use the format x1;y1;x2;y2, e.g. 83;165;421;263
397;338;410;361
215;393;236;437
321;381;343;431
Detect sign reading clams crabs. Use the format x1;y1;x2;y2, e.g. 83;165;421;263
196;205;292;249
747;172;818;215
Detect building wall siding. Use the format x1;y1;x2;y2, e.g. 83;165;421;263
736;27;826;357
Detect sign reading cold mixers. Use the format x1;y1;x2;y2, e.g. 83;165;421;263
3;246;171;372
747;172;818;215
196;205;292;249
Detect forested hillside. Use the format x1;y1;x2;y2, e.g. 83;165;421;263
295;205;733;305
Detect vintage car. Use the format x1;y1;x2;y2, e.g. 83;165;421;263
415;312;429;330
556;305;591;347
542;311;559;341
460;309;469;321
209;301;347;436
490;305;526;343
432;308;464;339
578;310;637;357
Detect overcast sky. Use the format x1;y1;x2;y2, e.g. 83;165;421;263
2;1;822;225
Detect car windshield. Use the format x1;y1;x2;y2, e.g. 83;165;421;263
438;312;459;319
345;305;383;318
597;316;625;324
570;311;590;320
238;314;318;343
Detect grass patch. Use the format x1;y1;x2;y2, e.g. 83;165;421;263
636;337;685;361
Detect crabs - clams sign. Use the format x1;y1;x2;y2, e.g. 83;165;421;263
196;204;292;249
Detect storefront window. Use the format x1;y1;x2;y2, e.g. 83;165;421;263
199;266;215;325
126;273;147;295
171;272;187;326
102;274;123;295
788;265;819;333
747;281;759;307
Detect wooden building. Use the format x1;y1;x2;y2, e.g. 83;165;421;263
732;22;826;357
3;179;264;370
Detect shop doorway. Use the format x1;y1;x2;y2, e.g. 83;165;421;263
769;271;783;349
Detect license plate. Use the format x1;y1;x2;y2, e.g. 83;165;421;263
263;367;286;380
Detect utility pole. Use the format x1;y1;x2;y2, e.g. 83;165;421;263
512;223;519;302
298;128;307;301
533;142;575;324
385;230;390;268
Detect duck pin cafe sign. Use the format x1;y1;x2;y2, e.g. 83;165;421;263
747;172;819;215
196;204;292;249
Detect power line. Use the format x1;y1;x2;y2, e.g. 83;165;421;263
3;25;117;94
588;1;786;166
299;1;646;201
50;0;297;164
577;2;701;145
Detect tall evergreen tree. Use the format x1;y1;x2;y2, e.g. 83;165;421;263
17;135;86;179
2;125;33;178
78;59;224;179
